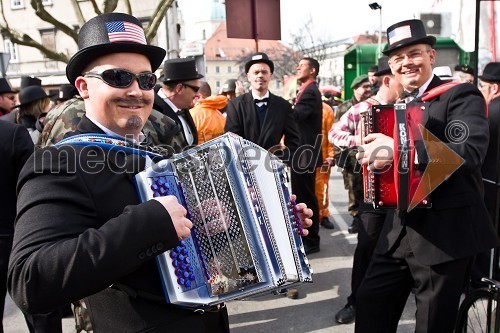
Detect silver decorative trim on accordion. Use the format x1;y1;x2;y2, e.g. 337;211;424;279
135;133;313;308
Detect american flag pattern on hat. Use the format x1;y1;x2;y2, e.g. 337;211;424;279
106;21;146;45
388;25;412;45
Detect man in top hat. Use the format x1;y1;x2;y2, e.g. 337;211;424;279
330;56;402;325
20;75;42;90
154;57;202;149
0;78;17;116
8;13;313;332
8;12;223;332
454;64;475;84
354;19;498;332
224;52;301;172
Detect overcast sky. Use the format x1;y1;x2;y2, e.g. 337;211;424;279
177;0;454;45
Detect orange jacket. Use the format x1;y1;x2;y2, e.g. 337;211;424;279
321;102;335;161
190;95;228;144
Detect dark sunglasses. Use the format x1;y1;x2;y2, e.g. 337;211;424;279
181;82;200;93
84;69;157;90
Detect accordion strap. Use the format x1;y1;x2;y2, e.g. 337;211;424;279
420;82;460;102
56;133;164;159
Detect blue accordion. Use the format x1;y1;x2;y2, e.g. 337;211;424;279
134;133;313;308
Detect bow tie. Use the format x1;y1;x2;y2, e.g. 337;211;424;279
176;109;187;116
254;98;269;104
401;90;419;99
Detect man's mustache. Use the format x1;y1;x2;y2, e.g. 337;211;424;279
113;97;152;106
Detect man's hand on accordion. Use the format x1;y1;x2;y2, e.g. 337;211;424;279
356;133;394;171
153;195;193;241
291;194;313;236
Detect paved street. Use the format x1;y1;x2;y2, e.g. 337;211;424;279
4;169;416;332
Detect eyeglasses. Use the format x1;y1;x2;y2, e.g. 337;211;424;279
3;95;15;101
390;49;430;66
84;69;157;90
181;82;200;93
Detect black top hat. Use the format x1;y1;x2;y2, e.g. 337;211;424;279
20;76;42;90
66;12;166;85
15;86;51;108
479;62;500;82
56;84;79;101
382;19;436;56
374;57;391;76
160;58;204;83
454;64;475;76
245;52;274;73
0;78;15;94
221;79;237;93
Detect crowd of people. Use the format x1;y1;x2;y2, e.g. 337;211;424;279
1;11;500;333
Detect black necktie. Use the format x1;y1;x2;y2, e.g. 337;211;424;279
254;98;269;104
177;109;186;116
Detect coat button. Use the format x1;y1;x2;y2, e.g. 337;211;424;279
156;243;164;251
146;248;153;257
138;252;146;260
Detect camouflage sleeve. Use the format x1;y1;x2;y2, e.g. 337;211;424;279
144;108;188;154
39;97;86;147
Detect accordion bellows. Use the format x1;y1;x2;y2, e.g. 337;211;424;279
135;133;312;308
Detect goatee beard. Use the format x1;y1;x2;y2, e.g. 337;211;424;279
125;115;143;131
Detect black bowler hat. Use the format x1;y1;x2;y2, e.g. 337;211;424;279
374;57;391;77
20;75;42;89
160;58;204;83
66;12;166;85
0;78;15;94
245;52;274;73
15;86;52;108
454;64;475;76
56;84;79;101
479;62;500;82
383;19;436;56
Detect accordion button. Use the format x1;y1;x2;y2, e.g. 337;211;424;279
169;251;178;259
175;269;182;277
172;260;179;267
175;246;182;252
180;263;187;270
183;271;190;278
179;241;186;247
178;277;185;285
181;248;188;255
184;257;191;264
178;254;185;261
189;273;196;281
184;280;192;288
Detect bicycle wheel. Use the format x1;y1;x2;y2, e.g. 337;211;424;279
455;288;499;333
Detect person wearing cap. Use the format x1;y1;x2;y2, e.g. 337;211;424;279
219;79;237;101
153;57;202;148
224;52;301;167
8;13;225;332
330;56;403;324
333;74;372;235
0;78;17;116
454;64;475;84
354;19;498;332
189;81;227;144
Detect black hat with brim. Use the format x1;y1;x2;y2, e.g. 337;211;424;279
382;19;436;56
245;52;274;73
374;56;391;76
0;78;15;94
66;13;166;85
479;62;500;82
159;58;204;83
14;86;54;108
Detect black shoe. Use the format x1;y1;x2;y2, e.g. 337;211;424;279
335;304;356;324
303;243;320;255
348;217;360;234
320;217;334;229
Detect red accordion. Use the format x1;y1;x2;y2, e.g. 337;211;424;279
360;103;431;211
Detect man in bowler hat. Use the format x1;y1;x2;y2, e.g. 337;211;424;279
153;58;202;148
224;52;301;167
354;19;498;332
0;78;16;116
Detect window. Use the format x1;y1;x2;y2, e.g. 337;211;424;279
4;40;19;63
40;29;56;57
227;66;232;73
11;0;23;9
216;81;220;88
215;66;220;74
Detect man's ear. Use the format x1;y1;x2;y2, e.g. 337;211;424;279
74;77;89;99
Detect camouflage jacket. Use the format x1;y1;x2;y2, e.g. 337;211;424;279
39;97;188;155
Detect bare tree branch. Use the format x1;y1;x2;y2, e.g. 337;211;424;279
69;0;85;27
123;0;132;15
88;0;102;15
30;0;78;42
145;0;174;43
102;0;118;13
0;27;69;62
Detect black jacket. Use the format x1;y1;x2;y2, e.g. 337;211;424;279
224;92;301;165
376;76;499;265
8;116;228;332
